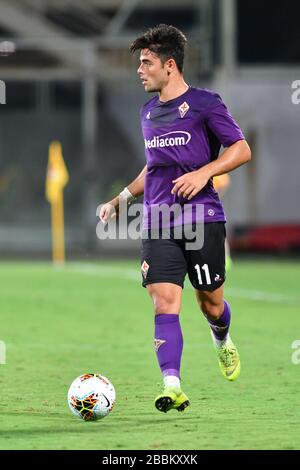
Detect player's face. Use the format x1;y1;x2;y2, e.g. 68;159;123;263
137;49;169;93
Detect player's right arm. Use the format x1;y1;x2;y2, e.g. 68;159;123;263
99;165;147;223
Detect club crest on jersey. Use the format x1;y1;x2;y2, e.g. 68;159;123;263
141;260;149;278
154;339;166;351
178;101;189;118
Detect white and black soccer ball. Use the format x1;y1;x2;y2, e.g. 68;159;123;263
67;373;116;421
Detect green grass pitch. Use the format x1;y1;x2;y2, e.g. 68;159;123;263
0;259;300;450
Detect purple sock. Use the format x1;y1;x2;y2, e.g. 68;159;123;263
207;300;231;341
154;314;183;378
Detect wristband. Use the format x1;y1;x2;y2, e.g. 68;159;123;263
119;187;136;204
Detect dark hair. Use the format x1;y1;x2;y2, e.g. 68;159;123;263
130;24;187;73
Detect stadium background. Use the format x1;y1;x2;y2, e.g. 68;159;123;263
0;0;300;451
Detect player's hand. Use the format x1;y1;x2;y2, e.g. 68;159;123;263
171;169;210;200
99;202;117;224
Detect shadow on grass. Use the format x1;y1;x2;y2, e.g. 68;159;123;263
0;414;200;439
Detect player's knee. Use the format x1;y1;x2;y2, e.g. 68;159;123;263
200;300;223;320
148;286;178;314
153;295;177;314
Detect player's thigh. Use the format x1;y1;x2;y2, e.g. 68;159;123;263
141;235;187;289
186;222;226;292
141;234;186;314
146;282;183;315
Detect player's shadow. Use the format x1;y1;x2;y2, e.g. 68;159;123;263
0;414;199;439
0;426;113;437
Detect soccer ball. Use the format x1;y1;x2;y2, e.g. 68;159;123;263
67;373;116;421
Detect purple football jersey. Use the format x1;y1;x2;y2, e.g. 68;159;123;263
140;87;244;228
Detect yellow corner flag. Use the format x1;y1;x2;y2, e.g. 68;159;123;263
46;141;69;264
46;141;69;203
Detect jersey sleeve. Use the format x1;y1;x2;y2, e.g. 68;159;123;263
205;94;245;148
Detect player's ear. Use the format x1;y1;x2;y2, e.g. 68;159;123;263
166;58;176;75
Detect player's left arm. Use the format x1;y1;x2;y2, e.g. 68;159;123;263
171;139;251;200
172;95;251;200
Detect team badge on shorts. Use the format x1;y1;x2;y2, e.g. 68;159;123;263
141;260;150;278
178;101;190;118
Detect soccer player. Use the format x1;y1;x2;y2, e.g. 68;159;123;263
99;25;251;413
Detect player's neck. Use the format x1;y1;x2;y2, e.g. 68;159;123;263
159;78;189;103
